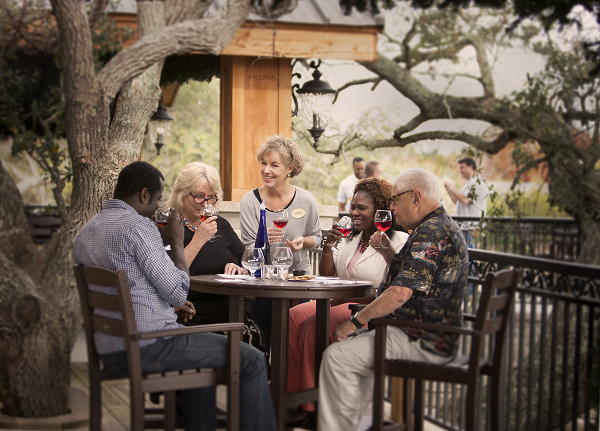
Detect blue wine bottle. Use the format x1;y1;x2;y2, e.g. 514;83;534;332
254;200;271;277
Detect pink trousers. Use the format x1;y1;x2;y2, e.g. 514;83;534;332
287;301;355;411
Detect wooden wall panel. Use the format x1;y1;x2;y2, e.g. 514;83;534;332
221;57;293;201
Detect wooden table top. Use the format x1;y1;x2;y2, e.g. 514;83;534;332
189;274;374;299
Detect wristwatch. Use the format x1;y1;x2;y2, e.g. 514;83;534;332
350;311;364;329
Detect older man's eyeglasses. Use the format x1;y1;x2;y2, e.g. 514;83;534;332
189;192;219;205
390;190;413;204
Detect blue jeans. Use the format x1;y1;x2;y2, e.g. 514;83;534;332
100;332;277;431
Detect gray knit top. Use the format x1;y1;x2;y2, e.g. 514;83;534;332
240;186;322;273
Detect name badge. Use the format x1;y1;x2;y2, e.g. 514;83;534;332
291;208;305;218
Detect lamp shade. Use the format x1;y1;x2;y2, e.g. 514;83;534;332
148;99;173;155
296;68;337;146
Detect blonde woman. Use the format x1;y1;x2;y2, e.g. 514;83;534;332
240;135;322;347
167;162;247;325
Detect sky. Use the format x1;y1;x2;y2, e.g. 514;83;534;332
292;5;550;156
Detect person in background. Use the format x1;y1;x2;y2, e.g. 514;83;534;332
364;160;383;178
443;157;489;247
166;162;247;326
240;135;322;349
73;161;277;431
287;178;408;429
337;157;365;212
318;168;469;431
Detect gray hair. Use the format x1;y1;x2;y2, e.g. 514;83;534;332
393;168;441;204
166;162;223;214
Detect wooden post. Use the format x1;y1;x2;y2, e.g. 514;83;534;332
220;56;292;201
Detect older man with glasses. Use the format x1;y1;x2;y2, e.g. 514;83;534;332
318;168;470;431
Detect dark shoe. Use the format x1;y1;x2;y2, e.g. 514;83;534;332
287;410;315;430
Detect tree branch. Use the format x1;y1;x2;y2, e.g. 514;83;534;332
165;0;212;26
86;0;110;29
333;78;382;103
97;0;251;100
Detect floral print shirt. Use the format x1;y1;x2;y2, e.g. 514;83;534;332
377;206;469;357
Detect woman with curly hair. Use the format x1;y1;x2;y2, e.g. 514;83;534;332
240;135;322;348
286;178;408;428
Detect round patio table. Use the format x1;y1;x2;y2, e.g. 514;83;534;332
189;274;373;431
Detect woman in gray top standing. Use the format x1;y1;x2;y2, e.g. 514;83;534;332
240;134;322;347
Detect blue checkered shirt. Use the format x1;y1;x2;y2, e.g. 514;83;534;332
73;199;189;355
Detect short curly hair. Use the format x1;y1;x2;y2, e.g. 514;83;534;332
255;135;305;178
347;178;397;240
354;178;392;211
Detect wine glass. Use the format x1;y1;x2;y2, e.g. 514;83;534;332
329;216;352;252
202;203;221;242
241;247;265;277
154;207;171;227
373;210;393;249
273;209;289;243
272;246;293;280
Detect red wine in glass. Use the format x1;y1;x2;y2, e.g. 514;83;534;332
373;210;393;249
375;220;391;232
273;209;289;243
274;220;288;229
201;214;210;222
339;227;352;237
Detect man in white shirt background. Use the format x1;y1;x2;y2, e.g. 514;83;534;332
444;157;489;247
337;157;365;212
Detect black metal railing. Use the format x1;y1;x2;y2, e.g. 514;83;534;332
425;249;599;431
454;216;580;261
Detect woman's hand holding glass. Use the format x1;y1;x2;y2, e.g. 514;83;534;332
267;227;285;245
201;203;221;242
326;216;352;252
272;246;293;280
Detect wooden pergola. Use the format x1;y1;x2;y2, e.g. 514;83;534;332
108;1;381;201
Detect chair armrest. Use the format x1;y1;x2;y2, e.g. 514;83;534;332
348;304;367;312
135;322;245;340
370;318;476;336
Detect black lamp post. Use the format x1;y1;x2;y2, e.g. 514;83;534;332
293;61;337;148
148;98;173;155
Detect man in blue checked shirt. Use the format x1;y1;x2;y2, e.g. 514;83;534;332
73;161;276;431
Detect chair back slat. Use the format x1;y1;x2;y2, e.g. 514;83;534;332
486;293;511;313
470;268;519;371
473;269;519;334
87;291;121;312
90;315;128;337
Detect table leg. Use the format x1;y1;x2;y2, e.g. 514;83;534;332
228;296;243;429
270;297;289;431
314;298;331;431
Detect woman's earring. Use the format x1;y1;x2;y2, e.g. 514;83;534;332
287;174;291;177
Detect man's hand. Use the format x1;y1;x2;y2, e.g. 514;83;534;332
158;209;185;246
175;300;196;322
224;262;248;275
285;236;304;252
267;227;285;245
334;320;357;342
